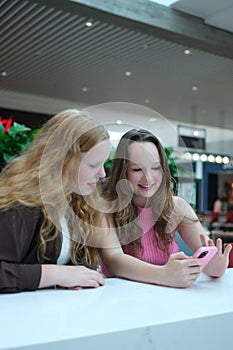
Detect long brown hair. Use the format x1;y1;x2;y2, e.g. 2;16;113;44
0;109;109;268
103;129;174;254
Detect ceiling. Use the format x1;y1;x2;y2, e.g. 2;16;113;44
172;0;233;33
0;0;233;130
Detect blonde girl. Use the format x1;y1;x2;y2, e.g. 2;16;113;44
0;109;110;293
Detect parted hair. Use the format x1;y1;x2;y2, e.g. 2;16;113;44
103;128;174;254
0;109;109;268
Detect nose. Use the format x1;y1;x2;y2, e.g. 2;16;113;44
96;164;106;178
142;170;153;183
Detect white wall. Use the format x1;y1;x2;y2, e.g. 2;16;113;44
1;89;233;156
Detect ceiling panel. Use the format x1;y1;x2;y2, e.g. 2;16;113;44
172;0;233;33
0;0;233;131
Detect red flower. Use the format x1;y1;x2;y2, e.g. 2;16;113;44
0;116;13;132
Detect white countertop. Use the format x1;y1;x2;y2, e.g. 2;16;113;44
1;269;233;350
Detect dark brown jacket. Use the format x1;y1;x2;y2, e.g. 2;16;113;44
0;206;62;293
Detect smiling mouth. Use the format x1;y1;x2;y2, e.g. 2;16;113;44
88;182;97;186
139;184;154;189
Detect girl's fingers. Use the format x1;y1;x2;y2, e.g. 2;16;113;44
223;243;232;257
170;252;188;260
186;257;202;267
214;237;223;253
207;238;215;246
200;233;208;246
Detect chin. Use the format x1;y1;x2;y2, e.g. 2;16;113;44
72;187;91;196
82;189;93;196
139;190;155;197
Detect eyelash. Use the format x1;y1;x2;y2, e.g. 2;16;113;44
131;168;141;172
131;167;160;172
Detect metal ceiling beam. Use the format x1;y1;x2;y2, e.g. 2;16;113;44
34;0;233;59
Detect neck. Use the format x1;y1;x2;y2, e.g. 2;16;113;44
132;196;152;208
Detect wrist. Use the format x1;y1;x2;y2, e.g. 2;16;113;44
39;264;64;288
153;265;166;286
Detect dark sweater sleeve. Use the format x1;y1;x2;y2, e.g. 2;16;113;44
0;207;43;293
0;262;41;293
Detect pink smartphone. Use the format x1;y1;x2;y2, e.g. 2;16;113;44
193;246;218;270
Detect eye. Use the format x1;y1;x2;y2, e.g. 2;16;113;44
89;164;98;168
152;166;160;170
131;168;142;172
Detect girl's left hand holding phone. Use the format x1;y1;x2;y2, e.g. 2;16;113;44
200;233;232;277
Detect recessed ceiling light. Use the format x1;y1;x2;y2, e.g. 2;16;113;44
1;71;7;77
192;86;198;91
192;153;200;161
149;117;157;122
85;20;93;27
223;156;230;164
116;119;123;124
145;99;150;104
215;156;223;164
183;152;192;160
200;154;208;162
184;49;191;55
82;87;88;92
208;155;215;162
142;43;151;49
125;71;131;76
149;1;177;6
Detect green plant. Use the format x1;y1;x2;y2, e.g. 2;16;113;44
164;146;179;178
0;122;39;168
104;146;115;178
165;147;179;194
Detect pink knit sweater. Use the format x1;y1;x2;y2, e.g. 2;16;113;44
101;206;179;277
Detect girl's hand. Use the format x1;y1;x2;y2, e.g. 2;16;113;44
200;234;232;277
159;252;202;288
58;265;105;288
39;265;105;290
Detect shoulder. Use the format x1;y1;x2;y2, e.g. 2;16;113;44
0;206;43;225
172;196;198;221
0;206;44;249
0;205;42;215
172;196;189;210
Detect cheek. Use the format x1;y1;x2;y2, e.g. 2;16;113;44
76;166;89;184
127;171;139;184
156;171;163;186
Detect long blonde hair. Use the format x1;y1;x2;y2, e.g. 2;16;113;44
103;129;174;255
0;109;109;268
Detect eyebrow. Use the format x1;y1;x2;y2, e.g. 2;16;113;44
96;155;110;164
129;161;160;167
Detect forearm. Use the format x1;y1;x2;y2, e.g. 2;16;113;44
38;264;62;289
39;264;105;289
103;253;164;285
0;261;41;293
101;250;202;288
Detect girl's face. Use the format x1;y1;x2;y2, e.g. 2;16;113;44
126;141;163;207
73;139;110;195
